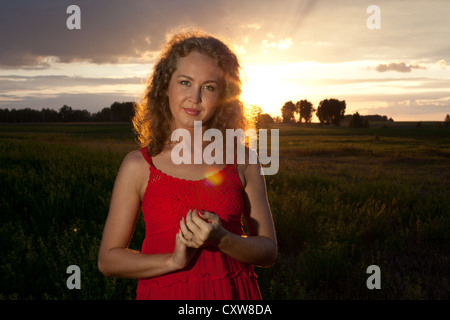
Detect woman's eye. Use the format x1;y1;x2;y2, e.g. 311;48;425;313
203;85;215;91
180;80;190;86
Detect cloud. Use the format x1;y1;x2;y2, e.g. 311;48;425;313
0;0;318;68
0;75;145;112
0;75;144;91
368;98;450;121
241;23;262;30
0;0;237;68
2;0;450;68
372;62;426;73
261;38;293;52
436;59;447;70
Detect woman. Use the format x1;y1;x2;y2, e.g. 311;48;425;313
97;31;277;300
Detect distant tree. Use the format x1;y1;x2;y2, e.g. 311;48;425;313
364;115;388;122
71;109;92;122
281;101;296;124
0;108;9;122
0;108;53;123
93;107;112;121
8;108;41;122
41;108;58;122
273;116;282;123
445;114;450;128
296;99;315;123
259;113;274;125
316;98;346;126
349;112;369;128
58;105;74;122
110;101;135;121
0;101;137;123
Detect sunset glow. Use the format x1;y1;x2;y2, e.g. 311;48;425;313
240;63;308;116
1;0;449;121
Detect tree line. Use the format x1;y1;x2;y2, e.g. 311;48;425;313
4;99;449;128
0;102;135;123
280;98;394;127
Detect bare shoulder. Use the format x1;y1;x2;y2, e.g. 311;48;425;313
122;149;147;167
117;149;148;182
110;148;150;200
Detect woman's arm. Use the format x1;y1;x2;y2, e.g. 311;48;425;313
97;150;196;278
179;161;277;268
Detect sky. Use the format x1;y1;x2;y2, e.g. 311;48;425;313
1;0;449;121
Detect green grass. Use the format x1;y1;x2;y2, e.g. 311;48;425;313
0;122;449;299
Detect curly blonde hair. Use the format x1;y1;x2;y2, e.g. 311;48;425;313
132;30;249;156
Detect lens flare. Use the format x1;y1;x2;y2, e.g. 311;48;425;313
203;169;224;187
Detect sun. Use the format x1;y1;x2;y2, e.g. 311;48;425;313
240;64;299;117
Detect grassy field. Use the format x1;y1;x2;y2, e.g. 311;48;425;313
0;122;449;299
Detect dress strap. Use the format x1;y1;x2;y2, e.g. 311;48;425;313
139;147;152;165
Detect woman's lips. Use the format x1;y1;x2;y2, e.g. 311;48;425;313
183;108;200;116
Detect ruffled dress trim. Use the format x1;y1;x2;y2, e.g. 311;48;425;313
136;270;261;300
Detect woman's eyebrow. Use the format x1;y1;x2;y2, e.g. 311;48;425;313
178;74;220;84
178;74;194;80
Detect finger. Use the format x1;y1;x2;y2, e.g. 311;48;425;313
176;230;188;246
186;209;202;234
199;210;219;224
180;217;194;240
191;209;210;227
178;229;198;248
193;209;217;238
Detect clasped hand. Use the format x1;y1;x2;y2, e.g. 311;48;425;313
178;209;225;248
170;209;226;270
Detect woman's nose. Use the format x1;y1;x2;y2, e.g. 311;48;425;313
188;87;202;104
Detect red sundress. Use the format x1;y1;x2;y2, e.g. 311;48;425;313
136;147;262;300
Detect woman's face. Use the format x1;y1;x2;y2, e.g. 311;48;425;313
167;51;223;130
